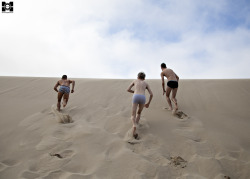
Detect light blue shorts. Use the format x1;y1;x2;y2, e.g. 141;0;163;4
132;94;146;104
59;86;70;94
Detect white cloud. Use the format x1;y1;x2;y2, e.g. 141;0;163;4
0;0;249;79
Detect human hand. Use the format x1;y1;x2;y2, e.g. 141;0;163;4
163;90;166;95
71;89;74;93
145;103;149;108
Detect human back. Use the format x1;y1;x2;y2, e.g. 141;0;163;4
134;79;148;95
58;79;71;87
162;68;178;81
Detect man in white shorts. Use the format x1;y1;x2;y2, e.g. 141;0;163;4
127;72;153;139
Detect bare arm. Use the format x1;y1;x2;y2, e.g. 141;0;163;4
175;73;179;81
54;81;60;92
127;81;135;93
161;72;166;95
70;80;75;93
145;83;153;108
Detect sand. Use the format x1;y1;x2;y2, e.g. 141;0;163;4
0;77;249;179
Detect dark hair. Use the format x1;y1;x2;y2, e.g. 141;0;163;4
62;75;67;79
138;72;146;80
161;63;166;68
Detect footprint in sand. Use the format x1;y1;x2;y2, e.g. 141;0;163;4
163;107;188;119
170;156;187;168
51;105;73;123
174;111;188;119
50;150;75;159
125;127;141;144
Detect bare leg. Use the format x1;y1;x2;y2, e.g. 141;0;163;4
63;93;69;107
166;86;173;110
171;88;178;110
57;92;64;111
131;103;138;137
136;103;144;125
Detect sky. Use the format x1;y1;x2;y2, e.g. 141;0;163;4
0;0;250;79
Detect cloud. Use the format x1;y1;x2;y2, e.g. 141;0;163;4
0;0;249;79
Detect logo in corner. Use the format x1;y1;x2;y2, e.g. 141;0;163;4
2;1;13;13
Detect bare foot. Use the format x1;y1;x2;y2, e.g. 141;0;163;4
165;107;173;111
132;126;138;139
133;133;138;139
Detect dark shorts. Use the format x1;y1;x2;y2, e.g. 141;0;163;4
59;86;70;94
167;81;178;89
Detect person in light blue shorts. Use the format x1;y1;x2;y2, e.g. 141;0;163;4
127;72;153;139
132;94;146;104
59;85;70;94
54;75;75;111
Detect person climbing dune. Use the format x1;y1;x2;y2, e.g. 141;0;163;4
160;63;179;113
127;72;153;139
54;75;75;111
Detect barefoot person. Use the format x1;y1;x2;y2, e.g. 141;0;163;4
127;72;153;139
54;75;75;111
160;63;179;112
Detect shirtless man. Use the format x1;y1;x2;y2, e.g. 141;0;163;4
54;75;75;111
127;72;153;139
160;63;179;112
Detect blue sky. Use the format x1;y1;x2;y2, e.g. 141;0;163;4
0;0;250;79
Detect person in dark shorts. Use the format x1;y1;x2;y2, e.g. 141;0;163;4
160;63;179;112
54;75;75;111
167;80;178;89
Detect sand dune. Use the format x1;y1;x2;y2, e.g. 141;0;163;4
0;77;249;179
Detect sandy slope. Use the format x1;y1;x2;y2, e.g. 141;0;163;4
0;77;249;179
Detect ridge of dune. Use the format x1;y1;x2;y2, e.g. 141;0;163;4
0;77;249;179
